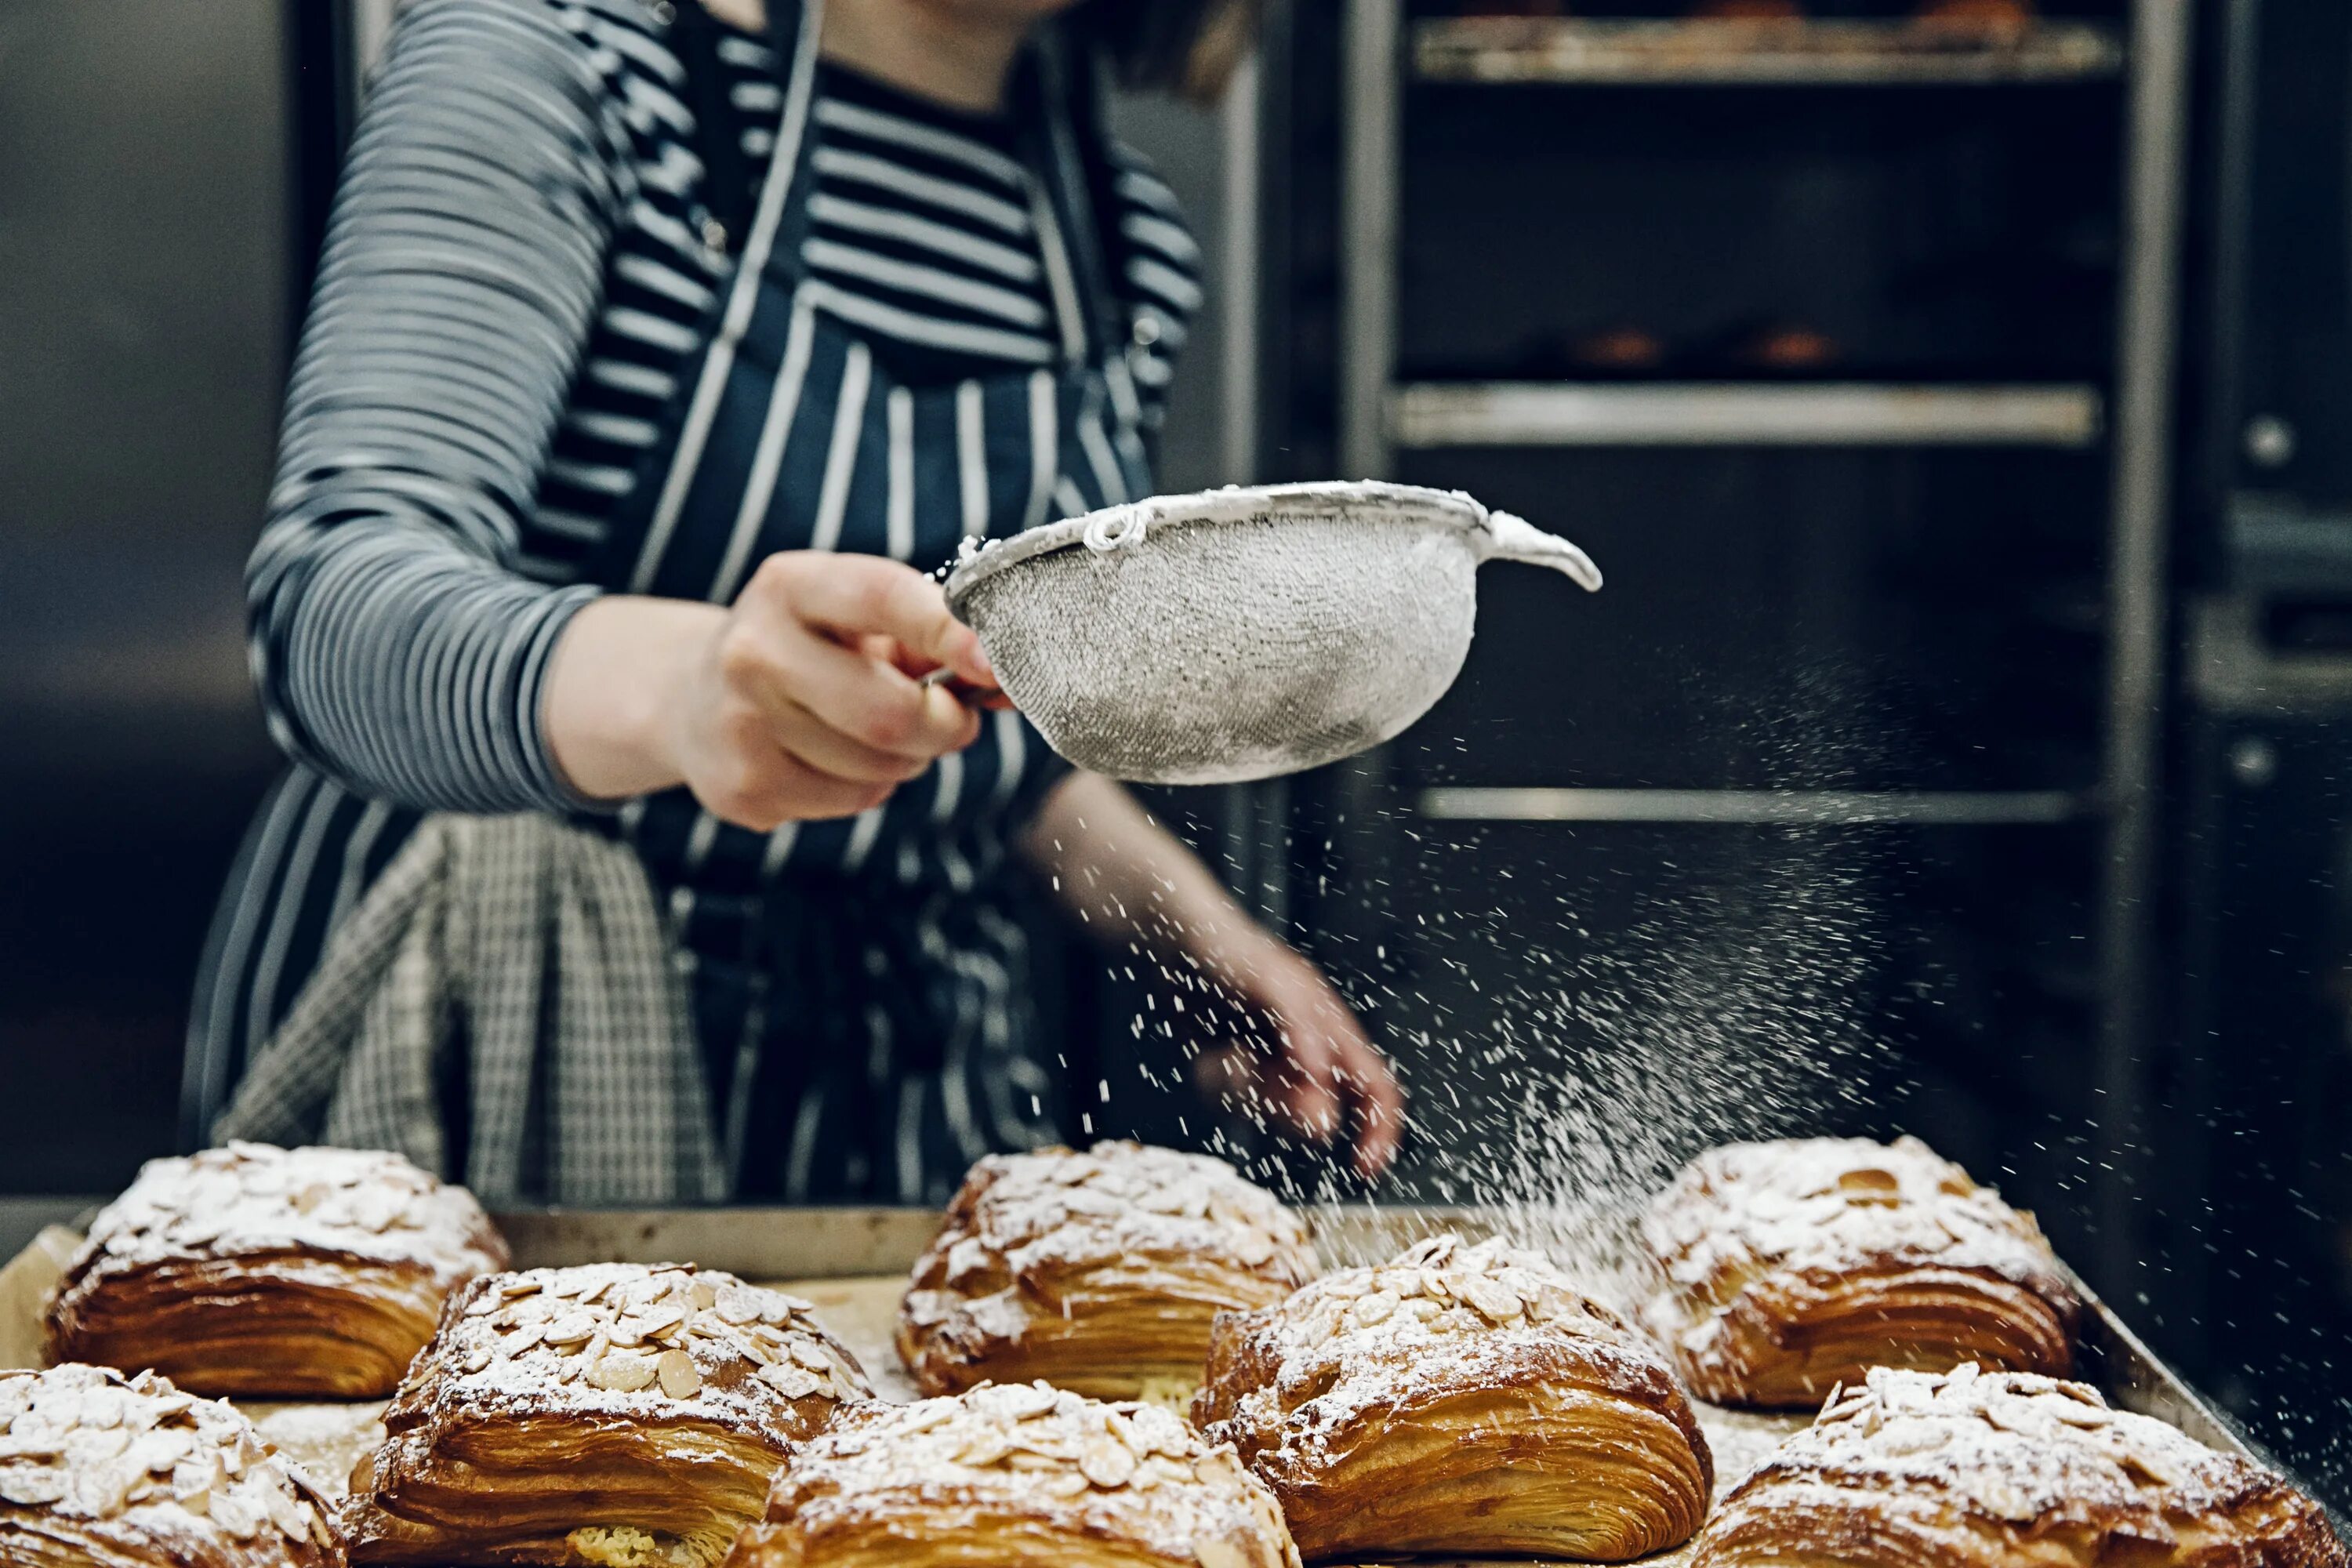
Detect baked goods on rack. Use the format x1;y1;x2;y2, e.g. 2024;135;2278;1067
1639;1135;2081;1409
722;1379;1301;1568
344;1263;868;1566
0;1363;343;1567
1192;1233;1713;1562
897;1142;1316;1402
1692;1363;2352;1568
47;1142;507;1399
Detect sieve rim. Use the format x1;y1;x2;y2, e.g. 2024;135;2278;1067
941;480;1492;612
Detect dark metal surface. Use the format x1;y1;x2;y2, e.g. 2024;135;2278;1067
0;0;290;1194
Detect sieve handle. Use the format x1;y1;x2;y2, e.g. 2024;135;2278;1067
1478;510;1604;591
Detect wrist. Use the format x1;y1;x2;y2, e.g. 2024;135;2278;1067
543;595;722;801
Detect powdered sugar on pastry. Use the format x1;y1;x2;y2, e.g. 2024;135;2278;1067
0;1363;340;1564
931;1142;1312;1279
64;1142;505;1285
1644;1137;2070;1301
1197;1233;1700;1482
348;1264;869;1566
1192;1234;1713;1561
1637;1136;2081;1406
405;1262;867;1428
898;1142;1316;1399
1694;1365;2351;1568
726;1381;1301;1568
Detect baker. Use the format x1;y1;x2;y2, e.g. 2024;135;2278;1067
189;0;1400;1205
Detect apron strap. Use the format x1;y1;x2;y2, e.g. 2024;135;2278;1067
623;0;822;594
673;2;754;249
1030;25;1128;366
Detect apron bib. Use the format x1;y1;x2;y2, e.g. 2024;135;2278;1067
584;0;1156;1199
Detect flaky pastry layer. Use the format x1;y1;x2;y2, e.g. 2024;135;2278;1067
1692;1364;2350;1568
724;1380;1301;1568
1639;1136;2080;1410
48;1142;506;1399
1195;1234;1712;1563
898;1142;1316;1399
347;1263;866;1566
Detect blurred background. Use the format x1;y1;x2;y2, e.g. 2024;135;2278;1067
4;0;2350;1504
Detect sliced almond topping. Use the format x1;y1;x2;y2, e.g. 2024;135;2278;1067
0;1468;67;1507
633;1303;687;1338
956;1428;1010;1468
1194;1534;1251;1568
543;1312;597;1346
1079;1436;1137;1489
655;1348;701;1399
902;1401;955;1434
756;1362;821;1400
585;1351;658;1394
1461;1276;1522;1323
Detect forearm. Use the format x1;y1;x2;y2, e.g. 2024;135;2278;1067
247;0;621;811
1019;772;1290;985
539;596;722;800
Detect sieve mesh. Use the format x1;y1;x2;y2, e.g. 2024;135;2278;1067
945;482;1601;786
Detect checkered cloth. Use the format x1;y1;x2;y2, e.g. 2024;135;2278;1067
213;813;726;1205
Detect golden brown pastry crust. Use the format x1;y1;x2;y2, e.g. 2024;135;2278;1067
1639;1136;2081;1410
1192;1234;1713;1563
0;1363;344;1568
46;1142;508;1399
722;1380;1301;1568
345;1263;869;1566
1693;1364;2350;1568
897;1142;1316;1401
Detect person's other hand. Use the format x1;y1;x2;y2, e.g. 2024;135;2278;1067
1196;949;1405;1181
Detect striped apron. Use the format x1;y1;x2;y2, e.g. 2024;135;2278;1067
201;0;1161;1207
580;0;1153;1203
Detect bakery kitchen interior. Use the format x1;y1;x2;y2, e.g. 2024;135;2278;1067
6;0;2352;1560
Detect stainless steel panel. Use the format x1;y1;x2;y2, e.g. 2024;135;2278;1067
2091;0;2194;1301
1411;16;2126;87
0;0;291;1191
1392;382;2104;448
1418;788;2090;826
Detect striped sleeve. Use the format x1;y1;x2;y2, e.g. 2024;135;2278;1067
246;0;631;814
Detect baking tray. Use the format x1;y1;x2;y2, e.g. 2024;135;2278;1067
0;1205;2324;1566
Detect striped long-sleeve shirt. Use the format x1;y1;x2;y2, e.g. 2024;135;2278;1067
245;0;1200;817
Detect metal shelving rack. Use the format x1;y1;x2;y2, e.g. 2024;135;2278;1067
1336;0;2194;1294
1414;14;2128;85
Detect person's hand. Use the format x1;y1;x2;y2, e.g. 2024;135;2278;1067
1195;946;1405;1180
670;553;999;828
545;553;999;826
